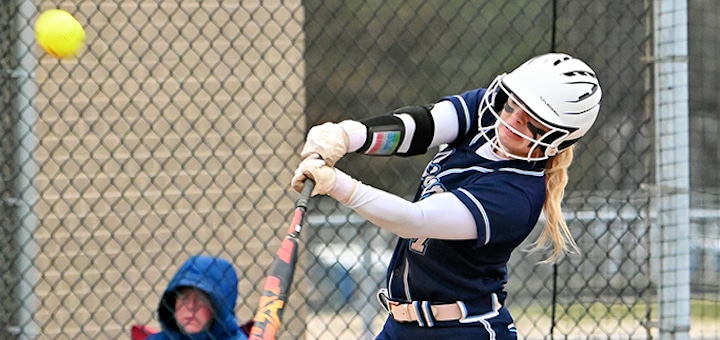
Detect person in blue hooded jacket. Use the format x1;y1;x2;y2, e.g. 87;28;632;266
146;255;249;340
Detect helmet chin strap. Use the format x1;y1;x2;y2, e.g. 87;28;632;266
490;143;511;160
492;138;545;161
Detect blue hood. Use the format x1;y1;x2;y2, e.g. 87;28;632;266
151;255;247;340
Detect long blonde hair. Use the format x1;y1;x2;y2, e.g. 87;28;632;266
529;146;578;263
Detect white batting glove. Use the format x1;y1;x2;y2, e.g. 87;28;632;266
300;121;366;166
291;155;358;204
292;156;335;196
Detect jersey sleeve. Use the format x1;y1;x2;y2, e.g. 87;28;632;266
437;87;486;146
451;174;544;248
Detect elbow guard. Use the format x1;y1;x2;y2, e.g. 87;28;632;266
357;104;435;156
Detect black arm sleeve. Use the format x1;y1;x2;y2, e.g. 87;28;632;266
356;104;435;156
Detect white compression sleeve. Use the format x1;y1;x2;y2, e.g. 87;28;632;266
428;100;460;148
332;175;477;240
338;120;367;153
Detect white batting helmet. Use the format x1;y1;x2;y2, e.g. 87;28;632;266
479;53;602;161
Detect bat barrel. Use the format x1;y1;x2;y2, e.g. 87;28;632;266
248;179;315;340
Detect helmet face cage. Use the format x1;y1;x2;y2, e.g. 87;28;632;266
479;75;571;161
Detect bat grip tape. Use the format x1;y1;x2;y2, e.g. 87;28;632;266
296;179;315;209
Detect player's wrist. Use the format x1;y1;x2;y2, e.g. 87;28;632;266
328;169;359;205
338;120;367;153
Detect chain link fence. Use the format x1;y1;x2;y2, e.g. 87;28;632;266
0;0;718;339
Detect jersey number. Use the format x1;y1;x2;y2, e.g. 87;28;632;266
410;237;429;254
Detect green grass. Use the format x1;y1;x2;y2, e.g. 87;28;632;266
509;299;720;322
506;300;720;338
691;299;720;320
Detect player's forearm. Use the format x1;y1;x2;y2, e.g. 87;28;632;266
331;172;477;240
342;101;460;157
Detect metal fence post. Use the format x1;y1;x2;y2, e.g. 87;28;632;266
12;1;39;339
653;0;690;339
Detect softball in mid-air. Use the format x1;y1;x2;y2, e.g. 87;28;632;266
34;9;86;59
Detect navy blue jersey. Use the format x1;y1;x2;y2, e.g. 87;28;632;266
385;88;547;315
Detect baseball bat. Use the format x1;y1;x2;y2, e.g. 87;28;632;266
248;179;315;340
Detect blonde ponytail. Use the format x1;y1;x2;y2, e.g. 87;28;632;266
529;146;578;263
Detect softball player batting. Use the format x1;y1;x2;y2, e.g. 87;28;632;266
293;53;602;339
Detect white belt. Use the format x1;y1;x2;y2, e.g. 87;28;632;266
387;300;464;322
376;288;464;322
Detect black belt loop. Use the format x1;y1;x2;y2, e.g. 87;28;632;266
376;288;392;314
419;301;434;327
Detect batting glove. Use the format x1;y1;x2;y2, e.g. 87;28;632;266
292;155;358;204
300;121;366;166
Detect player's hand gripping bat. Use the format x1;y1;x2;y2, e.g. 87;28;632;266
248;179;315;340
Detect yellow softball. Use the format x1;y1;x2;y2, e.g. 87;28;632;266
34;9;86;59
